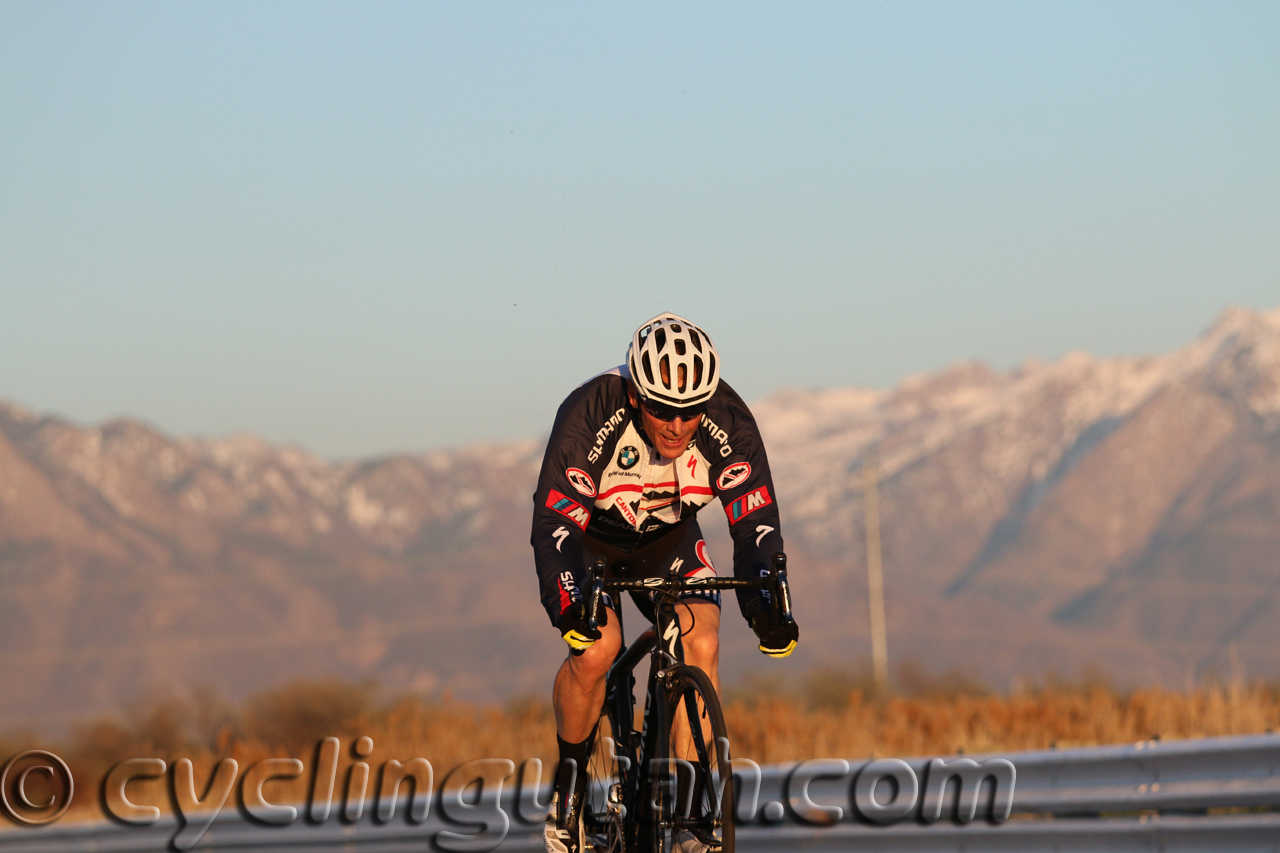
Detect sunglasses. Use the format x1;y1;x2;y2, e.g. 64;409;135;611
640;399;707;422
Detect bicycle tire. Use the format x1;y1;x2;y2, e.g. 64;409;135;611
645;664;735;853
584;668;638;852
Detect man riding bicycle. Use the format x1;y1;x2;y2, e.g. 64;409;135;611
531;313;799;853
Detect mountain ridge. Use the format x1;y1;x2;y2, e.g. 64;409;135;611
3;305;1280;730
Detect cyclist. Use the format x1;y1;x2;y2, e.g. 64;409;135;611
532;312;799;853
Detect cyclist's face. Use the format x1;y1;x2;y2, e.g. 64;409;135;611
629;385;702;460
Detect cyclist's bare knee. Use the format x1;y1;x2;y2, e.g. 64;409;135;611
679;601;721;668
683;631;719;669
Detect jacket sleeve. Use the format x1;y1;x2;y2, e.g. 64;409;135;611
531;380;617;627
707;385;785;622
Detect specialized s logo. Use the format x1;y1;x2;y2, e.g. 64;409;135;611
663;617;681;655
715;462;751;491
724;485;772;523
546;489;591;530
566;468;596;497
617;446;640;469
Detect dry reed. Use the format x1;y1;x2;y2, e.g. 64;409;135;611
8;672;1280;822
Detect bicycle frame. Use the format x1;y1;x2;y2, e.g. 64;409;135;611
584;553;794;848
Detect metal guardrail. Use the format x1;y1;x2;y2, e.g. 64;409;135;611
742;732;1280;851
3;733;1279;851
761;731;1280;822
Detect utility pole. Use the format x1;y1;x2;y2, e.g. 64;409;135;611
863;452;889;691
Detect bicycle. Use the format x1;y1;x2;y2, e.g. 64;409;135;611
577;552;795;853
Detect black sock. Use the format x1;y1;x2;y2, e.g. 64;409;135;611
555;724;598;800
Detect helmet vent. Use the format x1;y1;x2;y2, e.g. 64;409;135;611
689;330;703;352
641;352;655;386
654;328;667;351
675;339;686;356
692;357;703;389
677;363;687;393
659;355;672;389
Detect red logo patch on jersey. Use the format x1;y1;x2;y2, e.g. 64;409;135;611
715;462;751;491
566;468;596;497
724;485;772;523
547;489;591;530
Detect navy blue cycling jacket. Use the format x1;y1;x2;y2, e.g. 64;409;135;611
531;365;784;627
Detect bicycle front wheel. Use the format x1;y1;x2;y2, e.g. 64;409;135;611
584;660;640;853
584;714;628;853
647;665;735;853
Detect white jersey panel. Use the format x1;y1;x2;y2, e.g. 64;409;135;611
594;423;714;531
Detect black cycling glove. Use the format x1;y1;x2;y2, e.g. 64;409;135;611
749;612;798;658
559;600;607;654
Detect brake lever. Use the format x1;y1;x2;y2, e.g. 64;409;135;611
771;552;794;626
777;570;795;626
587;556;607;632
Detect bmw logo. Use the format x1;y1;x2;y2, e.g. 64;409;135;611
618;446;640;469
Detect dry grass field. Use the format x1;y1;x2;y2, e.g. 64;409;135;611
6;666;1280;821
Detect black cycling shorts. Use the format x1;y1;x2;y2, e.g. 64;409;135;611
581;519;721;624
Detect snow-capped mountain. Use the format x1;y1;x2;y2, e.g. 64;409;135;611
3;306;1279;729
756;305;1280;684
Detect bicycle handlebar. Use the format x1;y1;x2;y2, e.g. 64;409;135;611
583;551;795;632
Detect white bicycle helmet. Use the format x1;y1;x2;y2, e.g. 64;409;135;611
627;313;721;408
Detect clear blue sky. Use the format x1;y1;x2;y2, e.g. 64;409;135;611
2;2;1276;457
